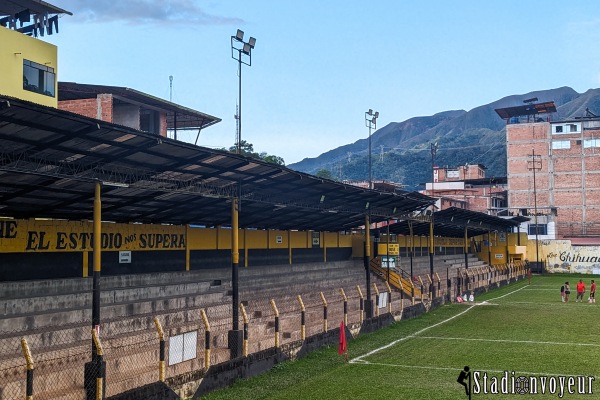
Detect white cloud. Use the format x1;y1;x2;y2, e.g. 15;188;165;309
59;0;242;26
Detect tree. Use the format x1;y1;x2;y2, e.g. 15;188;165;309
229;141;285;165
260;153;285;165
315;169;334;180
229;140;255;156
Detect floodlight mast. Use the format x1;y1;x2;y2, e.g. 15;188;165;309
231;29;256;155
230;29;255;357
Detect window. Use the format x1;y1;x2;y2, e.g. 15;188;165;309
23;60;55;97
552;140;571;150
553;123;581;134
528;224;547;236
168;331;197;365
583;139;600;148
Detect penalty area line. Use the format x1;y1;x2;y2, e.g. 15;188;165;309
350;285;528;364
348;361;598;378
416;336;600;348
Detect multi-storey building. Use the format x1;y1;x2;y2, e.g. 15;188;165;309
0;2;70;108
501;102;600;245
420;164;508;215
1;4;219;138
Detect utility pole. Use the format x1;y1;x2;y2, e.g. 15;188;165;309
528;149;542;272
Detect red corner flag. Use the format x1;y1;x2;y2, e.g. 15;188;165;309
339;320;347;360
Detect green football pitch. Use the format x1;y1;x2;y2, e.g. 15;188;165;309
202;274;600;399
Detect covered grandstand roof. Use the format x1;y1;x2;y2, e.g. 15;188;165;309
379;207;527;238
0;95;435;232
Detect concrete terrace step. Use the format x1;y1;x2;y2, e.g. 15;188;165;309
0;288;230;335
1;280;228;316
0;269;230;299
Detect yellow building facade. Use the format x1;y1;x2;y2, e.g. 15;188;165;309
0;26;58;107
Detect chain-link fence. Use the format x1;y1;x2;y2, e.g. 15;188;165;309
0;261;527;399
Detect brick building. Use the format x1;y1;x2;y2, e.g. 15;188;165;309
58;82;220;139
420;164;508;215
502;104;600;244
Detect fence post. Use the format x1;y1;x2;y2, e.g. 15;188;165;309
153;317;165;382
320;292;328;333
418;276;425;303
356;285;364;324
297;295;305;341
372;283;380;317
240;303;249;357
270;299;280;348
426;275;433;299
340;288;348;327
435;272;441;298
21;338;34;400
384;281;392;314
446;267;451;302
200;309;211;370
91;329;105;400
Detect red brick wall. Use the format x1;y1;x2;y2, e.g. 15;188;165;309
159;112;167;137
58;94;113;122
507;121;600;237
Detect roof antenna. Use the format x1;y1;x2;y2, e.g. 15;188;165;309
586;107;598;118
169;75;173;102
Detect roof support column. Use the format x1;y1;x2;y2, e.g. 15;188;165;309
228;197;243;358
429;218;436;299
92;181;102;343
464;226;469;270
86;181;105;400
364;215;373;319
408;221;414;281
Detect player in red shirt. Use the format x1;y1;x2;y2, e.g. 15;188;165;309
576;279;586;302
590;280;596;304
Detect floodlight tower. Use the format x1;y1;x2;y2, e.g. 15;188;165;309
365;109;379;189
231;29;256;154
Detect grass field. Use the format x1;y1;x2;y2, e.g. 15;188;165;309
202;274;600;399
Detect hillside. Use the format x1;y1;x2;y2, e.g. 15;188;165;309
288;86;597;190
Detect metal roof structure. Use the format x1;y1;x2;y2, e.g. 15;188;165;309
495;101;557;120
0;0;71;17
58;82;221;131
379;207;526;238
0;95;435;232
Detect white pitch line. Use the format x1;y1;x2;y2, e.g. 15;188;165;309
350;285;528;364
351;361;598;378
417;336;600;348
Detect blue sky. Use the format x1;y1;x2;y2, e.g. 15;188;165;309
46;1;600;165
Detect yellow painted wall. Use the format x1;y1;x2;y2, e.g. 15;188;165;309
489;245;506;265
0;219;356;253
268;230;288;249
188;226;217;249
352;234;366;257
290;231;309;248
0;27;58;107
537;240;600;274
324;232;338;247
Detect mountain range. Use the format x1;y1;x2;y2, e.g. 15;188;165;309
288;86;600;190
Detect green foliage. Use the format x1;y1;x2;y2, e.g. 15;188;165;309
229;140;285;165
202;275;600;400
315;169;334;180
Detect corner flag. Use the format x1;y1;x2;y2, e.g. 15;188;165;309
339;321;347;360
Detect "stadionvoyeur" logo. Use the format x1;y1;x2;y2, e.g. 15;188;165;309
457;366;595;398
